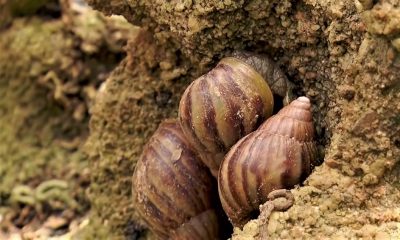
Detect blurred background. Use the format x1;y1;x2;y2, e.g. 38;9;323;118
0;0;138;238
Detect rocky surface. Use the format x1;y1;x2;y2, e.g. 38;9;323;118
85;0;400;238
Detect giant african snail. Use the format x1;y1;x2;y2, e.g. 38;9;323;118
178;52;294;177
218;96;318;227
132;52;317;239
132;120;220;239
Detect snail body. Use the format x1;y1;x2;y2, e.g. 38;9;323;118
232;51;294;104
132;119;219;239
218;97;318;227
179;53;293;177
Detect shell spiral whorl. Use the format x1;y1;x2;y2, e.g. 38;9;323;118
218;97;318;228
179;56;275;177
132;119;219;239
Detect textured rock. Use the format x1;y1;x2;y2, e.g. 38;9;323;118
85;0;400;238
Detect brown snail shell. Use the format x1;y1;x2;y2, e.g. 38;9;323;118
218;97;318;228
179;56;276;177
132;119;219;239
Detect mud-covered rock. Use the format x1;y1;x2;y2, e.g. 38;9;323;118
86;0;400;238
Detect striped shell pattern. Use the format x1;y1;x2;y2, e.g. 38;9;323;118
132;119;219;239
179;57;274;177
218;97;318;227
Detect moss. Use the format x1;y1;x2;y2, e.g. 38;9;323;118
0;5;138;238
0;19;84;195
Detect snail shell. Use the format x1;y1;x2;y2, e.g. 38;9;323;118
218;97;318;227
179;56;275;177
132;119;219;239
